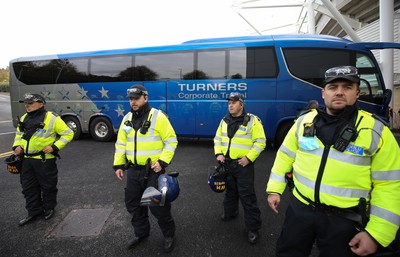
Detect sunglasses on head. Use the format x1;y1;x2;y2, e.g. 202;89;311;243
127;88;148;98
324;66;359;80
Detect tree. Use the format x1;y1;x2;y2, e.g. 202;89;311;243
0;67;9;82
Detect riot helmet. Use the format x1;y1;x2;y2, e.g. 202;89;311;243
5;154;23;174
140;172;180;206
208;163;228;193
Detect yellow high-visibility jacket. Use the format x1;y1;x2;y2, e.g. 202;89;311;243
266;109;400;247
13;112;74;159
114;108;177;167
214;113;266;162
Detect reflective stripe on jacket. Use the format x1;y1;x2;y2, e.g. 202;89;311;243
214;113;266;162
113;108;177;166
266;109;400;247
13;112;74;159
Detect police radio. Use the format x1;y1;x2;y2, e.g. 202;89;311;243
140;114;152;134
333;126;357;152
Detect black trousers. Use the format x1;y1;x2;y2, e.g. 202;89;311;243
276;196;360;257
20;158;58;216
125;166;175;238
224;161;262;231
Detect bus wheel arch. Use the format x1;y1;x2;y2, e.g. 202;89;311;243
62;116;82;140
89;116;114;142
274;120;294;149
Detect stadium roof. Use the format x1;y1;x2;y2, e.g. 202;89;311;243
232;0;400;37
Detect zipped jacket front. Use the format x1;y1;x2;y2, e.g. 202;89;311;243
214;113;266;162
13;111;74;159
114;108;177;167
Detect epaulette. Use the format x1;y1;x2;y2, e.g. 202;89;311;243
252;114;262;123
359;109;389;127
371;113;389;127
50;111;59;117
158;109;168;119
298;109;313;117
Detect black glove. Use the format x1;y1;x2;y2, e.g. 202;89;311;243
212;162;229;179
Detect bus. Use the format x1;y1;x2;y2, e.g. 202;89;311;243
8;34;399;146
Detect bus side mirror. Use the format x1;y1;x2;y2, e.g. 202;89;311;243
383;88;392;107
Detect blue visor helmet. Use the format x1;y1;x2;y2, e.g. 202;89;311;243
140;172;180;206
208;163;228;193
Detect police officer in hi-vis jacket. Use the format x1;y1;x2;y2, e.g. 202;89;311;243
13;93;74;226
113;84;178;253
267;66;400;257
214;92;266;244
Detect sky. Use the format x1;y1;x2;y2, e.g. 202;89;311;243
1;0;306;69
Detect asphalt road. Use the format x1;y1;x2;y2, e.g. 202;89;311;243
0;93;292;257
0;137;290;257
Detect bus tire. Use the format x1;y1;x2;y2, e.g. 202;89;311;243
274;121;293;149
90;116;114;142
63;116;82;140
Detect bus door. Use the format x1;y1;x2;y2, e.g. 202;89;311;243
196;98;226;137
243;79;277;142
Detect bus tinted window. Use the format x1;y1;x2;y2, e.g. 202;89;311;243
14;60;58;85
229;49;246;79
135;52;194;80
57;58;89;83
356;54;375;68
13;58;90;84
246;47;277;78
283;48;359;86
284;48;383;103
198;50;226;79
12;47;278;84
90;55;132;82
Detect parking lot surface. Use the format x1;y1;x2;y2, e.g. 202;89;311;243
0;134;291;257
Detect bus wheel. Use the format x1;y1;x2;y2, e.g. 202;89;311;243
274;121;293;149
63;116;82;140
90;116;114;142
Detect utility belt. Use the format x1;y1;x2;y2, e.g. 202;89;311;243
124;162;146;169
125;158;153;188
24;151;46;162
24;151;60;162
295;187;367;230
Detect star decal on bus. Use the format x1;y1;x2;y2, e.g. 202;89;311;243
99;86;109;98
102;104;110;112
91;107;102;114
52;104;63;114
58;87;70;100
114;105;125;117
72;104;83;115
78;87;89;100
40;89;52;101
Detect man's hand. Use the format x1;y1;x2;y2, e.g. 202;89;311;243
238;156;250;167
14;146;24;155
216;155;225;163
151;161;162;173
115;169;124;180
42;146;54;154
268;194;281;214
349;231;378;256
